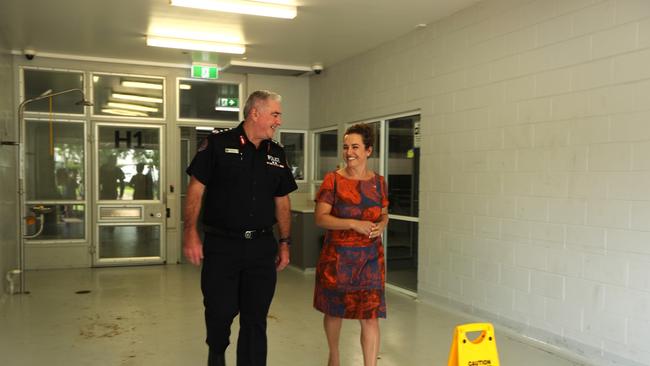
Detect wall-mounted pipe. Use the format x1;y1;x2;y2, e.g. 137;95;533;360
5;269;21;295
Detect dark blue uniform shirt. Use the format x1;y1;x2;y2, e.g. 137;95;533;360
186;122;298;230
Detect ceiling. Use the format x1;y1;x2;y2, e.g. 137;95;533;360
0;0;480;73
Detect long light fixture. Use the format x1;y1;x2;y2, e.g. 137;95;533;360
180;84;192;90
102;108;149;117
107;102;159;113
147;35;245;54
112;93;163;104
170;0;297;19
215;106;239;112
122;81;163;90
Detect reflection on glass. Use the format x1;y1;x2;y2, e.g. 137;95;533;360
24;204;85;240
92;74;164;118
387;115;420;217
386;220;418;291
23;69;84;114
97;126;160;201
314;129;338;180
280;131;305;180
179;80;239;121
98;225;161;258
25;120;85;201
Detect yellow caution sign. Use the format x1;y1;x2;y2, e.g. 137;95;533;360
447;323;500;366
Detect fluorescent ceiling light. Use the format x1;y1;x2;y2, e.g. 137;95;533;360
215;106;240;112
180;84;192;90
170;0;297;19
112;93;163;104
102;109;149;117
107;102;159;113
122;81;163;90
148;26;242;44
147;36;245;54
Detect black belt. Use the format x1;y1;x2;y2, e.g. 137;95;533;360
204;225;273;240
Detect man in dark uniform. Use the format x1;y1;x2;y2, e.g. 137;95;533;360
183;90;298;366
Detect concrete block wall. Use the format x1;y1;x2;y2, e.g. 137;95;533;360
310;0;650;364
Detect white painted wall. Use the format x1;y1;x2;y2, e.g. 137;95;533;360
247;74;310;130
310;0;650;365
0;49;17;297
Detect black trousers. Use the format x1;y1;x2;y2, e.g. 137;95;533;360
201;233;278;366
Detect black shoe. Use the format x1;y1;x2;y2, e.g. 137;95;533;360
208;350;226;366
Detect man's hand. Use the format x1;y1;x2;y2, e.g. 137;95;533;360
276;243;290;271
183;234;204;266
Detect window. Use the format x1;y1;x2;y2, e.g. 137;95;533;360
313;128;338;181
280;130;306;181
92;73;164;119
96;125;161;201
178;79;240;121
25;120;85;200
23;68;84;114
24;119;86;241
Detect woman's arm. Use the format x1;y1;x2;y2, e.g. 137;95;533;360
315;201;375;236
371;207;389;239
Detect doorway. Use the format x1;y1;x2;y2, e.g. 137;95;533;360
384;115;420;293
178;125;233;263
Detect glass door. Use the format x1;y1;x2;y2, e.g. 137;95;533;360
385;115;420;292
93;123;165;265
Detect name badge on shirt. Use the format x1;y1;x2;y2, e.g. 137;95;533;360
225;148;239;154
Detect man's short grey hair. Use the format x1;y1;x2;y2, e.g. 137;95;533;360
243;90;282;119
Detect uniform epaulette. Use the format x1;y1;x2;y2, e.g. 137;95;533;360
269;138;283;148
212;127;232;134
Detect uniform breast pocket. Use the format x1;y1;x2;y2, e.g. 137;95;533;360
221;153;243;167
265;164;284;192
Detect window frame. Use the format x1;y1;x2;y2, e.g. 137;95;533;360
311;125;339;184
175;77;243;124
90;72;166;122
20;66;86;118
23;117;89;244
278;129;307;184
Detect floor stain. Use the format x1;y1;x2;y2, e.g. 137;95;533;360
80;313;129;339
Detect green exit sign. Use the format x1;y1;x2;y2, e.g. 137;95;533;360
218;98;238;107
191;64;219;79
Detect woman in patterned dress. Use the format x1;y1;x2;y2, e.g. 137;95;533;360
314;123;389;366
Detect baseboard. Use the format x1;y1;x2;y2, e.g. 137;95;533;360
418;289;643;366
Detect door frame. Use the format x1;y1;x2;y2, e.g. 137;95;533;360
91;121;166;266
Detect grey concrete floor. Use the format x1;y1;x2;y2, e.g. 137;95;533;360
0;264;585;365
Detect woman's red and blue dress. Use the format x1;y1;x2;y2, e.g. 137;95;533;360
313;171;389;319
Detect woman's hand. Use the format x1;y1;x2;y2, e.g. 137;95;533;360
351;220;377;238
370;219;387;239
